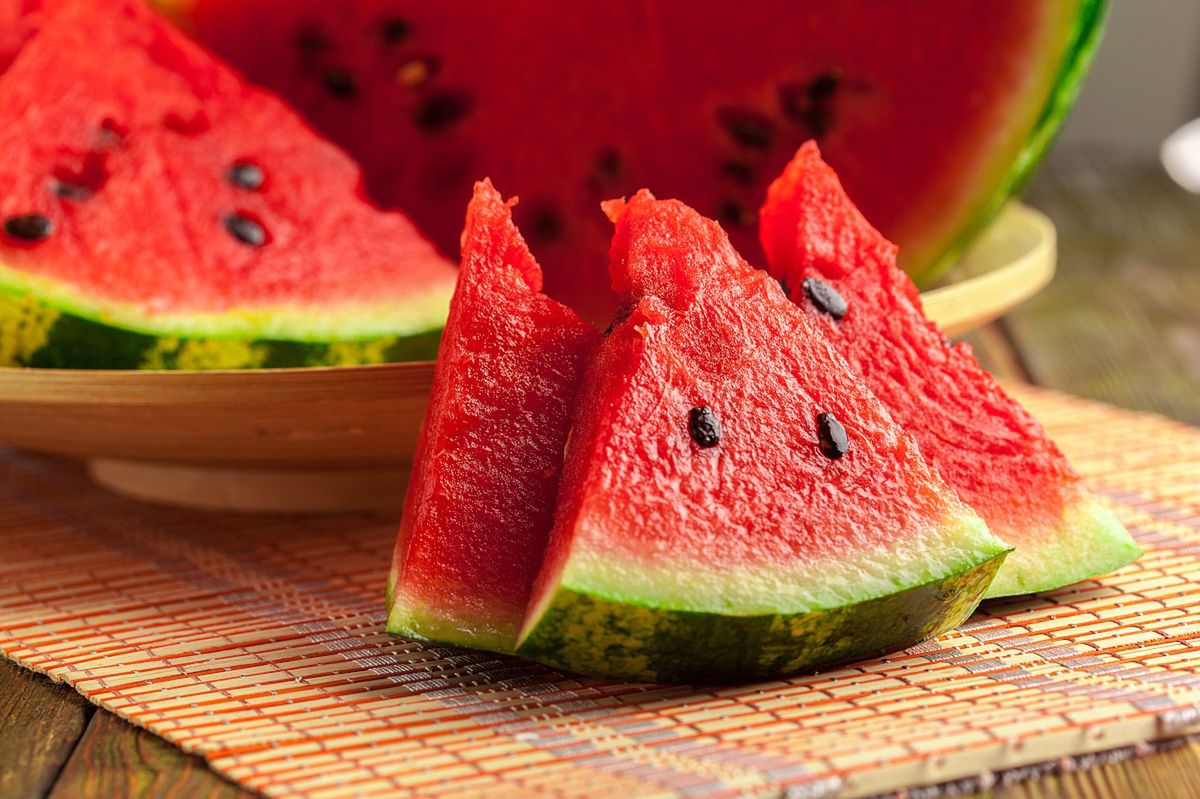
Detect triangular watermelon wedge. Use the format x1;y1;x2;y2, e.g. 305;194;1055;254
387;180;597;652
758;142;1139;597
0;0;457;369
515;191;1010;683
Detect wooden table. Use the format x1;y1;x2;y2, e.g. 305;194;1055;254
2;150;1199;799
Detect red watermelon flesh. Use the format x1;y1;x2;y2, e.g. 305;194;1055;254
387;180;597;652
516;191;1009;682
167;0;1100;322
0;0;45;72
0;0;456;347
759;143;1138;597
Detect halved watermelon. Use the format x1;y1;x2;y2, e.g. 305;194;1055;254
0;0;456;369
759;143;1139;598
162;0;1104;321
515;192;1010;683
387;180;596;652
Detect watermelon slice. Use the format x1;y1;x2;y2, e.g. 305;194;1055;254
387;180;596;652
163;0;1104;321
759;143;1139;598
0;0;456;369
515;192;1010;683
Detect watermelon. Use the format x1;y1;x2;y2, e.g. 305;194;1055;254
514;192;1010;683
759;143;1139;598
0;0;457;369
163;0;1104;321
387;180;596;652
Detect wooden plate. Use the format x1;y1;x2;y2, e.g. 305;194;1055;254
0;202;1054;512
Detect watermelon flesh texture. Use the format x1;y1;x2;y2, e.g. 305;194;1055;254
168;0;1104;322
516;192;1010;683
759;143;1139;598
0;0;457;369
387;180;597;652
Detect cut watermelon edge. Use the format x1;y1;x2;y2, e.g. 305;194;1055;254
514;509;1011;682
517;552;1008;684
0;261;455;342
914;0;1108;285
984;493;1141;599
0;267;450;369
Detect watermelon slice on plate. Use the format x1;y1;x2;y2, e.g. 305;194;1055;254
387;180;596;652
512;192;1010;683
162;0;1104;321
0;0;457;369
759;143;1139;598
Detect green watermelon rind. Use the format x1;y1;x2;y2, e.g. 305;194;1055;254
386;567;517;655
386;595;515;656
914;0;1108;286
984;493;1139;598
0;268;450;369
519;554;1007;684
517;515;1011;683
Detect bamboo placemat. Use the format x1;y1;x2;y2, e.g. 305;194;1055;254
1;384;1199;799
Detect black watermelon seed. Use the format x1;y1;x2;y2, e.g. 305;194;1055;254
808;70;842;100
720;161;754;185
529;207;564;241
816;412;848;459
715;107;774;150
295;23;329;54
380;17;409;45
4;214;53;242
50;180;91;200
223;213;267;247
594;148;622;181
227;162;265;191
779;73;840;137
802;277;848;320
688;406;722;448
717;200;752;228
322;69;356;98
413;92;472;132
777;276;791;297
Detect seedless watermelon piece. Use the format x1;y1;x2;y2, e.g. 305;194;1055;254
387;180;597;652
759;142;1139;598
516;192;1010;683
163;0;1104;320
0;0;456;369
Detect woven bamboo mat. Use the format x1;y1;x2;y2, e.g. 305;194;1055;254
1;384;1199;799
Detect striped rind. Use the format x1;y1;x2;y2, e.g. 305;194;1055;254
517;511;1011;683
913;0;1108;284
0;257;455;344
0;290;442;370
518;550;1007;684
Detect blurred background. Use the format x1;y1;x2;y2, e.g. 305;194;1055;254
1056;0;1200;155
980;0;1200;426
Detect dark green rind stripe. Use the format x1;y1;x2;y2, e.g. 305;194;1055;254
915;0;1108;286
0;292;441;370
517;552;1006;684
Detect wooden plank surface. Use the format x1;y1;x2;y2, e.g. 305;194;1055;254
1;153;1198;799
0;659;91;798
45;710;253;799
1005;150;1200;425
